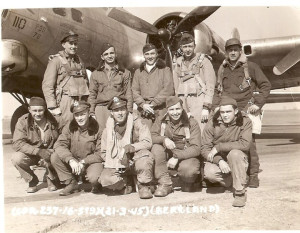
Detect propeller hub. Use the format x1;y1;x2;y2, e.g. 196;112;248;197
157;28;172;42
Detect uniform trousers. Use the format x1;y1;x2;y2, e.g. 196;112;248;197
151;144;201;185
100;154;154;190
51;152;103;185
204;149;248;193
11;151;56;182
179;94;206;133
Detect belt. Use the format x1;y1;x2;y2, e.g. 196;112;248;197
178;94;197;97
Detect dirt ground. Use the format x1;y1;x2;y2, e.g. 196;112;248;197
3;110;300;232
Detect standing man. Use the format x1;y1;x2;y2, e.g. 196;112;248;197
88;43;133;131
51;101;103;196
173;33;216;132
43;31;89;130
11;97;59;193
151;96;201;196
132;43;174;129
216;38;271;187
201;96;252;207
99;96;154;199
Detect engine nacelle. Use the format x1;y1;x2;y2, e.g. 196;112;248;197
2;39;28;76
242;36;300;67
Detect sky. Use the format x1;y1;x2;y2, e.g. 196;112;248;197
1;2;300;117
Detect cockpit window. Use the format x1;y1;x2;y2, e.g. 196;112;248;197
53;8;66;17
71;8;83;23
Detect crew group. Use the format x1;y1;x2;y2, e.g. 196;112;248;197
11;31;271;207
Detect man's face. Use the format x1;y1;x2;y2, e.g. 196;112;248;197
28;106;46;122
143;49;158;66
101;47;116;65
62;40;78;55
168;102;183;122
180;41;195;58
74;109;89;127
111;106;128;124
226;45;242;63
220;105;238;124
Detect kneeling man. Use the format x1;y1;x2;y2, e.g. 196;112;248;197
51;101;104;196
151;96;201;196
201;96;252;207
12;97;59;193
99;96;154;199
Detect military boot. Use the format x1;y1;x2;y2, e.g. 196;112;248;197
138;183;153;199
232;192;247;207
59;179;79;196
27;174;39;193
154;184;173;197
248;174;259;188
181;182;194;192
47;177;58;192
91;183;102;194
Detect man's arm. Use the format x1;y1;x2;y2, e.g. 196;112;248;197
202;58;216;110
172;62;180;96
172;118;201;160
151;67;175;107
150;117;165;145
132;70;146;108
84;129;104;164
132;118;152;151
251;62;272;108
88;71;99;114
53;124;74;163
200;119;223;164
42;58;60;109
100;129;107;162
124;70;133;112
215;118;252;154
12;117;40;155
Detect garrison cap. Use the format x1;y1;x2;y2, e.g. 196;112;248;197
107;96;127;110
179;33;194;46
219;96;237;108
61;31;79;43
166;96;183;109
225;38;242;49
100;42;114;55
70;101;90;114
143;43;157;53
29;97;46;107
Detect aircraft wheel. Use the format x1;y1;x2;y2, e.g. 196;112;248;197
10;105;28;136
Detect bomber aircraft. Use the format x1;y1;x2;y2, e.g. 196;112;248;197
2;7;300;134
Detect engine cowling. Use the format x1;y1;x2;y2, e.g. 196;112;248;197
2;39;28;76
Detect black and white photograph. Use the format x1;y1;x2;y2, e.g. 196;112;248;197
2;0;300;232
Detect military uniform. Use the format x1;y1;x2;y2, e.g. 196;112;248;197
88;54;133;131
42;32;89;130
99;97;154;199
51;101;103;195
215;38;271;187
132;53;174;129
201;97;252;206
151;97;202;193
173;34;216;132
11;97;59;192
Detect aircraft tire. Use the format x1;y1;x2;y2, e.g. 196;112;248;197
10;105;28;136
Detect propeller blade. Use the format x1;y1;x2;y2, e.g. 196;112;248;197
107;8;158;35
174;6;220;35
164;44;173;70
273;46;300;75
231;28;240;40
